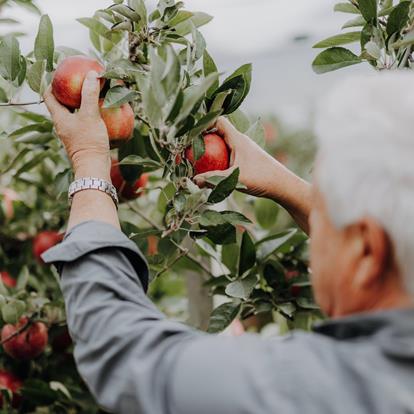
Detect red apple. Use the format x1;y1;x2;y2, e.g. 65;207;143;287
185;133;230;175
99;99;135;147
0;370;22;408
0;272;16;288
2;317;48;360
32;231;63;263
110;159;148;200
52;55;105;109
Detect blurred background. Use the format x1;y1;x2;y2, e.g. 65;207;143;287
4;0;370;127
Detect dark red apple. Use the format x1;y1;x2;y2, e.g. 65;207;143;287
2;317;48;360
99;99;135;148
52;55;105;109
0;272;16;288
32;231;63;263
110;159;148;200
185;133;230;175
0;370;22;408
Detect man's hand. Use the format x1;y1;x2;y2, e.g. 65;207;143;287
195;117;312;233
194;117;286;199
44;71;110;178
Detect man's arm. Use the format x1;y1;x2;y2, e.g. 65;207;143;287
42;220;315;414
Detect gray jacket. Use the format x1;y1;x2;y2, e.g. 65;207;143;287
42;221;414;414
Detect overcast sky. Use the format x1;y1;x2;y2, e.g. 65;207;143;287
3;0;366;125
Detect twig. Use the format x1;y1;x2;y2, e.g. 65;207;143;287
127;202;164;231
0;316;33;345
0;100;44;107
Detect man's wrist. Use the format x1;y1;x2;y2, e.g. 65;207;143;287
73;152;111;182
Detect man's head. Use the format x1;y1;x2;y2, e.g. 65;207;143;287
310;72;414;318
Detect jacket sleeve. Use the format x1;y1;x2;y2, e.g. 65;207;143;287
42;220;309;414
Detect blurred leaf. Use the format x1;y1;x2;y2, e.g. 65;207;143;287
119;154;161;169
0;35;21;81
103;86;138;108
0;87;7;102
192;134;205;161
255;198;279;229
296;297;320;310
227;109;250;133
342;15;366;28
2;300;25;324
358;0;377;22
208;168;239;204
207;301;241;333
313;31;361;48
256;229;298;260
34;14;54;72
12;0;41;14
226;273;257;300
169;10;193;26
365;40;381;59
15;151;51;176
200;210;251;227
238;231;256;276
27;60;46;93
312;47;361;74
334;2;359;13
246;119;265;148
109;4;141;22
386;1;410;36
175;11;213;36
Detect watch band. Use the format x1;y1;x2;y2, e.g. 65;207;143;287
68;177;119;208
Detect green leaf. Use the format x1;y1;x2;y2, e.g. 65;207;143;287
255;198;279;229
358;0;377;21
0;35;21;81
175;73;218;124
199;210;251;227
129;0;147;25
192;134;205;161
0;87;7;103
313;31;361;48
312;47;361;74
225;274;257;300
342;15;366;28
162;46;181;98
334;2;360;13
9;122;52;137
169;10;193;27
227;110;250;133
118;155;161;169
77;17;113;40
15;151;51;176
246;119;265;148
208;168;239;204
27;60;46;93
364;40;381;59
207;301;241;333
203;49;219;96
213;64;252;115
189;111;221;139
34;15;54;72
109;4;141;22
2;301;25;324
103;86;139;108
238;231;256;276
256;228;298;260
175;11;213;36
386;1;410;36
296;297;320;310
12;0;41;15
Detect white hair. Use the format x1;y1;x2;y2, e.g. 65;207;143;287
315;71;414;294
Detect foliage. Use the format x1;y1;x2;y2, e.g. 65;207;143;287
313;0;414;73
0;0;325;410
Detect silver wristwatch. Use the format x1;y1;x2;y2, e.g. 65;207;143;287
68;177;119;208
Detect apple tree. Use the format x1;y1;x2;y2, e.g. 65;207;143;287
0;0;324;411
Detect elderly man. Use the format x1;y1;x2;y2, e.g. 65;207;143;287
42;71;414;414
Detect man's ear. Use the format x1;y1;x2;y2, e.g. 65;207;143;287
351;217;390;289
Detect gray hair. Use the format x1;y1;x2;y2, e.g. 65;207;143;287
315;71;414;293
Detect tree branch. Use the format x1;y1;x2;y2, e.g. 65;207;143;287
0;100;44;107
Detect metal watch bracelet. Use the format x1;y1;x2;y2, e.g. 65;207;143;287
68;177;119;208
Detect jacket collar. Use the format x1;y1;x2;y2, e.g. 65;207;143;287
313;308;414;358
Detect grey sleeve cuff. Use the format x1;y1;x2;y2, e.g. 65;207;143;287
41;220;149;291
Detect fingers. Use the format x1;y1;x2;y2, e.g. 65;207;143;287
80;71;101;117
215;117;239;148
43;86;71;122
194;166;237;188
